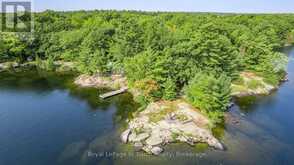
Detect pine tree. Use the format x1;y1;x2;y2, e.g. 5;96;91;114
163;78;177;100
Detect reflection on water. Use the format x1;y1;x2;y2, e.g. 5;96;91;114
0;69;138;165
1;46;294;165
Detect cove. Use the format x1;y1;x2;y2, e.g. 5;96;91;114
0;47;294;165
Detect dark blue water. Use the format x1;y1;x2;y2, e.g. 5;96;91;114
0;47;294;165
0;71;138;165
203;46;294;165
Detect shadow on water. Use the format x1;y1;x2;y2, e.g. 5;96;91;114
0;68;140;165
0;69;69;93
234;96;259;113
218;46;294;165
0;69;138;116
1;46;294;165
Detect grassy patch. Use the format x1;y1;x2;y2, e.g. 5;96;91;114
231;71;270;93
176;114;189;122
171;132;180;141
148;103;177;123
148;107;175;123
148;112;166;123
134;127;145;134
134;95;149;111
247;79;263;89
231;84;248;93
194;143;209;152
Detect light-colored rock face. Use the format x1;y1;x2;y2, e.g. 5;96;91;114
121;100;224;155
145;134;164;146
133;142;143;151
0;62;19;70
130;133;150;142
74;74;127;89
231;71;277;97
150;147;163;155
120;129;131;144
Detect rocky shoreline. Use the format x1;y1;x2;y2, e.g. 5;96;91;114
231;84;276;97
0;62;29;72
74;74;127;89
0;61;76;73
74;72;289;155
231;72;279;97
1;66;286;155
73;74;224;155
120;101;224;155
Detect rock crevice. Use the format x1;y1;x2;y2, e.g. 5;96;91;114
121;101;224;155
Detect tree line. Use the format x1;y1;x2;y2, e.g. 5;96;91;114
1;11;294;121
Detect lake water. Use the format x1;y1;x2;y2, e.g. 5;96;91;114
1;47;294;165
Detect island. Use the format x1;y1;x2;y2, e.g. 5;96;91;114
1;11;293;155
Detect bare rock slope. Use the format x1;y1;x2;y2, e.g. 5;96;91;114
121;100;223;155
74;74;127;89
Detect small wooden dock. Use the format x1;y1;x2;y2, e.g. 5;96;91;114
99;87;128;99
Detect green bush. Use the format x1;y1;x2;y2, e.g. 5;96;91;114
184;72;231;113
233;77;245;85
133;78;160;102
44;56;55;71
134;95;149;111
162;78;177;100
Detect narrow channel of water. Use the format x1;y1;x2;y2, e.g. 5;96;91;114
0;47;294;165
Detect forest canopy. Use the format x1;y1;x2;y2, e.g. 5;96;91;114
1;11;294;120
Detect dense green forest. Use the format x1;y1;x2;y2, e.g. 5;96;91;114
1;11;294;121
